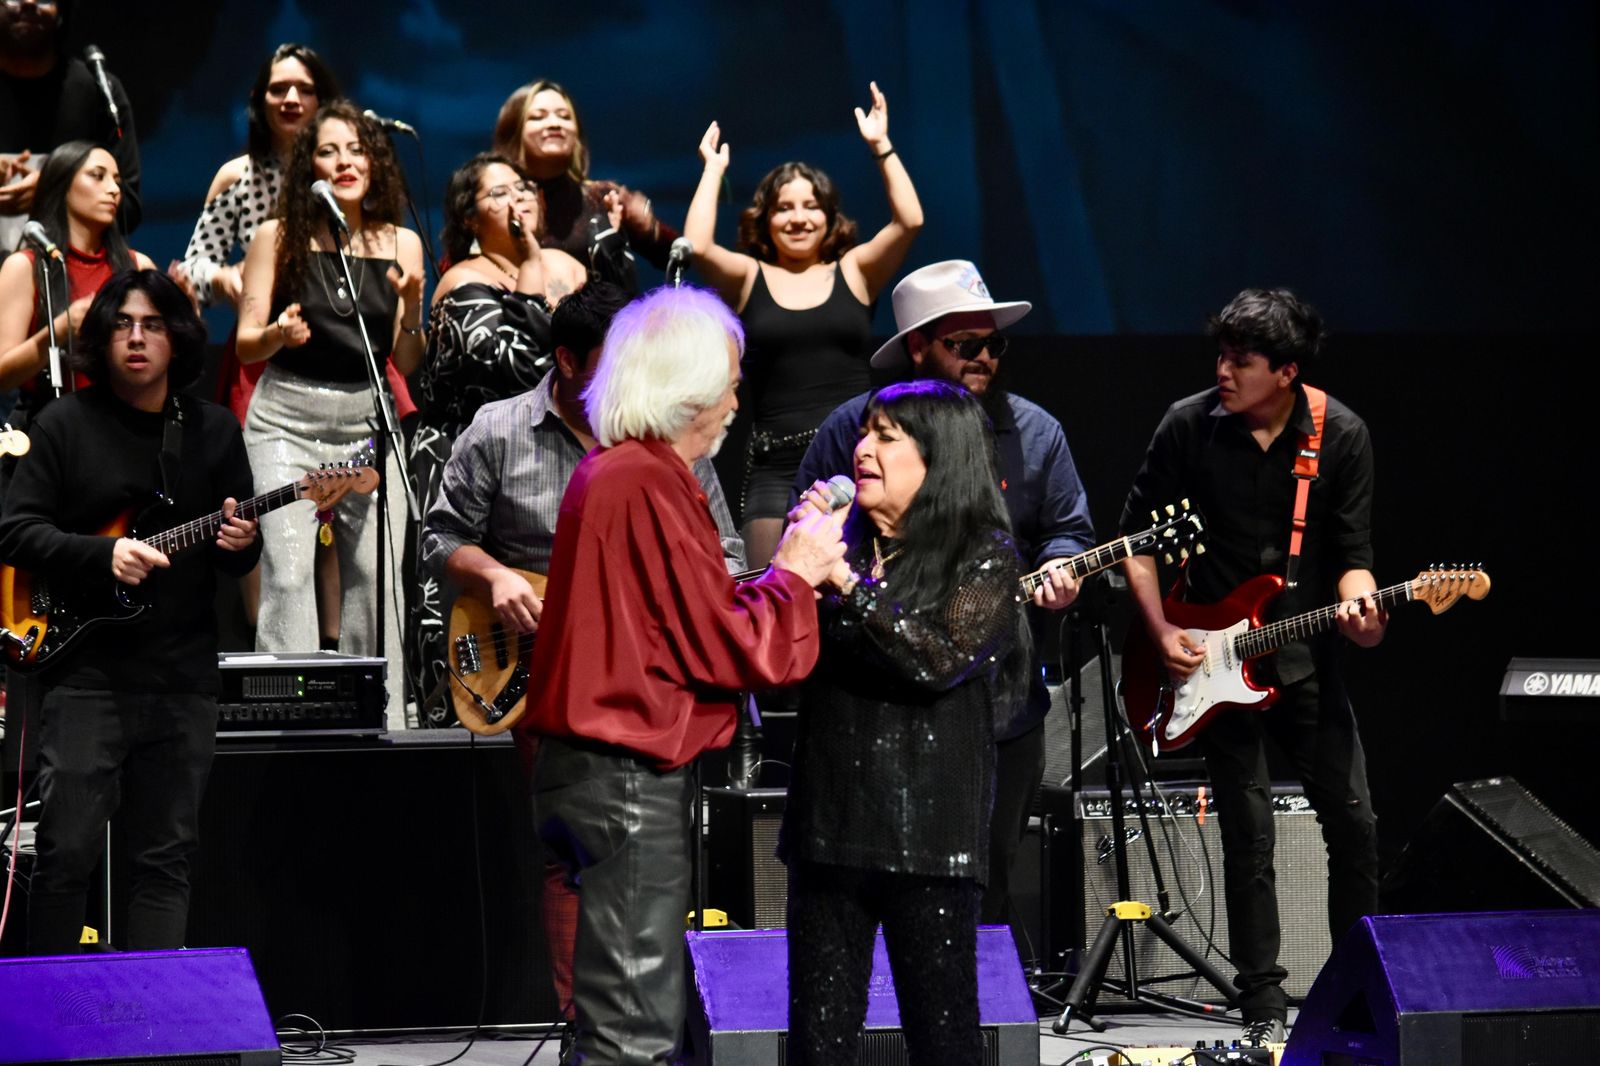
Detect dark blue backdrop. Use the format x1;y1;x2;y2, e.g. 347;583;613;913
75;0;1596;335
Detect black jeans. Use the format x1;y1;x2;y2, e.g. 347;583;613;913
787;859;982;1066
28;686;217;954
1199;670;1379;1021
532;737;693;1066
980;719;1046;924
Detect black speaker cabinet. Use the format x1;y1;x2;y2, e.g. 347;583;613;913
179;732;555;1031
1384;776;1600;915
1053;783;1332;1002
704;786;788;929
1283;910;1600;1065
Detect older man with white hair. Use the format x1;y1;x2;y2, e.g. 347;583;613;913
517;285;847;1066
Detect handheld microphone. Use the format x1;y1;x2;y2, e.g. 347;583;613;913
83;45;123;138
823;474;856;510
21;221;62;261
665;236;693;287
310;180;350;235
363;110;418;137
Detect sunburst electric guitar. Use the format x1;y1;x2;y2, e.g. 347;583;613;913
444;503;1207;736
1122;565;1491;753
0;464;378;670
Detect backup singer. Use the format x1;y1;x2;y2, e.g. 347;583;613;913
782;380;1028;1066
517;285;842;1065
236;100;423;724
0;141;153;403
1120;288;1385;1047
491;78;678;292
0;269;259;954
683;80;923;568
406;151;587;719
794;260;1094;931
420;281;743;1016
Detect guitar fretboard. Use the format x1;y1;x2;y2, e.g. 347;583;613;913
1018;537;1132;596
142;482;303;556
1233;581;1414;660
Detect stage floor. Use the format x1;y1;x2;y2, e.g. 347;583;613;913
309;1008;1294;1064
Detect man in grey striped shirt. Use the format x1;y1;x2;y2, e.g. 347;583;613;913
417;282;743;1024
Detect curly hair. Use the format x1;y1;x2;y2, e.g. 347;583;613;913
490;79;588;183
439;152;543;264
272;100;405;311
246;43;341;162
736;161;859;264
72;269;208;390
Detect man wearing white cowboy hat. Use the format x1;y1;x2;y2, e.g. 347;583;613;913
794;258;1094;929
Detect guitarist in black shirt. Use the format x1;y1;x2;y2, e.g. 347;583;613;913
0;269;258;954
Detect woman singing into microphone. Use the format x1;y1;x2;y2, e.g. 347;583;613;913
782;380;1028;1065
235;100;424;723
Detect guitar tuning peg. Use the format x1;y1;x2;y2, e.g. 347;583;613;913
1165;504;1176;516
1179;547;1190;560
1151;510;1160;523
1195;543;1206;555
1163;553;1174;564
1180;498;1190;510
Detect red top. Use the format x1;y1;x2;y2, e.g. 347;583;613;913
520;437;820;770
23;244;125;394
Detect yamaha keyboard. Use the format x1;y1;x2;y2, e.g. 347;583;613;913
217;651;387;738
1501;657;1600;722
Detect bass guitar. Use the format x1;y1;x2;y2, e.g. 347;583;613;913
444;502;1207;736
0;464;378;670
1122;565;1491;753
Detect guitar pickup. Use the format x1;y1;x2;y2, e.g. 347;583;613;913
454;632;481;675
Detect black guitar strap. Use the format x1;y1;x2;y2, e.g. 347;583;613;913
158;394;185;505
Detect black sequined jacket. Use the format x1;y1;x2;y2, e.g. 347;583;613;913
781;532;1024;883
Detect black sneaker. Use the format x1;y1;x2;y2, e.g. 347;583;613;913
1241;1017;1286;1046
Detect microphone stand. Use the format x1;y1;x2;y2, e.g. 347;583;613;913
327;221;421;724
37;256;66;398
373;125;440;282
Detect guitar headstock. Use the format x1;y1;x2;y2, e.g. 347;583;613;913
1410;565;1491;614
298;462;380;510
0;427;30;458
1134;500;1207;565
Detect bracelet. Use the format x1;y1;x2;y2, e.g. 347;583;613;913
400;322;424;337
838;568;862;597
274;312;287;335
874;145;896;161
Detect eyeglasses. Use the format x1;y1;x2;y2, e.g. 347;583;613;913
479;180;537;203
937;333;1007;361
111;315;168;336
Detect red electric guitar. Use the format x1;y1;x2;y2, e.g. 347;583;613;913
1122;566;1490;752
0;463;378;671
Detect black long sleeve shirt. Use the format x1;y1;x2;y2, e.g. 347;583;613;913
0;387;258;693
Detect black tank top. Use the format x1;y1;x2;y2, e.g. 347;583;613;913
274;253;398;384
741;265;873;435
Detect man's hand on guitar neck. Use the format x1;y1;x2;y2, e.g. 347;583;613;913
1335;570;1387;648
112;538;169;585
1030;559;1080;611
216;497;259;553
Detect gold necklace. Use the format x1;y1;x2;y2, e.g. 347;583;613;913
871;537;904;580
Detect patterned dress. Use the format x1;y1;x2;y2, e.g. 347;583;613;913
407;281;553;724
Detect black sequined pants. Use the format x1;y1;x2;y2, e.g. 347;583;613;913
786;859;982;1066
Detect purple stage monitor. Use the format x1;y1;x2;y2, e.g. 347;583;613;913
0;948;280;1065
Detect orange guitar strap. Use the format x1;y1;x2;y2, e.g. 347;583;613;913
1285;385;1326;589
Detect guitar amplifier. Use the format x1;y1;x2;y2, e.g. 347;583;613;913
216;651;386;739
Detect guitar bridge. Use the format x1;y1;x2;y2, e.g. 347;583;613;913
454;633;481;675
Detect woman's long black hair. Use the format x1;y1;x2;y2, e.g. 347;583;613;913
27;140;137;331
846;380;1031;694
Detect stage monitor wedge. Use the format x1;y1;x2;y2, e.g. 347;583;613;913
0;948;281;1065
1282;910;1600;1066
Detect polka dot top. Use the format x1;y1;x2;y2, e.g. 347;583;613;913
176;154;283;307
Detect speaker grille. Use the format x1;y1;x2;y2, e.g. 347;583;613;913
1461;1010;1600;1066
1077;786;1331;1001
751;814;788;928
1452;778;1600;905
779;1026;1001;1064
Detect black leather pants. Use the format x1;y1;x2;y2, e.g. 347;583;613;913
533;737;693;1065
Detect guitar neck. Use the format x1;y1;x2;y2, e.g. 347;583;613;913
1019;536;1134;596
140;482;304;556
1234;580;1413;660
